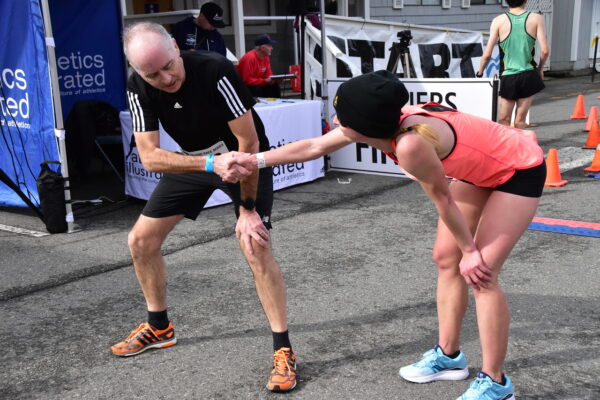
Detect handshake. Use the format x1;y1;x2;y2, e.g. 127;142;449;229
212;152;262;183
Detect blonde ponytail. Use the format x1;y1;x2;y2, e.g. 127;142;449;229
396;124;441;154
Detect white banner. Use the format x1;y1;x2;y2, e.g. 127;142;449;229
317;21;500;79
327;78;497;177
120;99;325;207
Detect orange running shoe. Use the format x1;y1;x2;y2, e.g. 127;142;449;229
111;322;177;357
266;347;297;392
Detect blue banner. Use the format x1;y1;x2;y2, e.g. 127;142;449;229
0;0;59;208
49;0;127;119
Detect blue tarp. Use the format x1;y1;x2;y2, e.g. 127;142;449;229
0;0;59;208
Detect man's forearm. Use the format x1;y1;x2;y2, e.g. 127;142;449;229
238;142;260;203
140;148;209;174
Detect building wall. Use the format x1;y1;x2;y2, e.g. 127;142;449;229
550;0;594;73
369;0;505;32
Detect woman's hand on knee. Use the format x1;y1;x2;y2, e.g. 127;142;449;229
459;249;492;291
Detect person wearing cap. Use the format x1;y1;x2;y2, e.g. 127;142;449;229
236;34;281;98
230;70;546;400
172;2;227;56
113;22;298;393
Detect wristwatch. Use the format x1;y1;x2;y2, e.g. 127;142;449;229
475;71;483;78
240;198;256;210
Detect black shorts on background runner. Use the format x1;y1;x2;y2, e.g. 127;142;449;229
142;167;274;229
499;69;545;100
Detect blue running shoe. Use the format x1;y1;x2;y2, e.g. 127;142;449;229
457;372;515;400
399;345;469;383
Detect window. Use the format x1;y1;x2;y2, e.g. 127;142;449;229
405;0;441;4
243;0;270;26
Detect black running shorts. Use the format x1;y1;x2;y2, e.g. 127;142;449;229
142;168;274;229
499;69;545;100
459;161;546;198
494;161;547;198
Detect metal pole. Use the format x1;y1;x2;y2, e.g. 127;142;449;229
40;0;77;233
319;0;328;119
492;76;499;122
232;0;245;59
300;14;306;99
592;36;598;83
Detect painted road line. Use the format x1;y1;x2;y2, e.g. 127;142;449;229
0;223;49;237
529;217;600;238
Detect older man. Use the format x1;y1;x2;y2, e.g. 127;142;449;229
111;22;296;393
237;34;281;98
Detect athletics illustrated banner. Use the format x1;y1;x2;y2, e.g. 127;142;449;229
327;78;497;177
119;99;325;207
0;0;60;207
48;0;126;119
319;22;500;79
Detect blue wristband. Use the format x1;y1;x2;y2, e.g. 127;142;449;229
205;154;214;173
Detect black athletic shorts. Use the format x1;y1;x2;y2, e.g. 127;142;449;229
142;167;274;229
460;161;546;198
499;69;545;100
494;161;546;198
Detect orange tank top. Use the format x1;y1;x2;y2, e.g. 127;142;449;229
387;103;544;188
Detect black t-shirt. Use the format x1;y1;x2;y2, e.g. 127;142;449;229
127;51;268;153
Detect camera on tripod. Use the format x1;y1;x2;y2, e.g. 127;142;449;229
397;30;413;53
387;29;414;77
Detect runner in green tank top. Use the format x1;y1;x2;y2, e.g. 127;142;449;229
477;0;549;129
500;11;537;75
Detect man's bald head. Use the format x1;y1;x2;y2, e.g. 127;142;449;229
123;22;185;93
123;22;175;70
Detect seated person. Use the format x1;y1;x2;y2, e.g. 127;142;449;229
236;34;281;98
171;2;226;56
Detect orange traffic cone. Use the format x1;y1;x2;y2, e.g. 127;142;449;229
584;106;599;131
544;148;568;187
570;94;587;119
584;144;600;172
583;119;600;149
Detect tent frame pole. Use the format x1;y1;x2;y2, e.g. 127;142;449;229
40;0;78;233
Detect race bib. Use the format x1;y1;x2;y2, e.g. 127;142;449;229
181;141;230;156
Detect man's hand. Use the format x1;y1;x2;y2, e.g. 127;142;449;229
232;152;258;173
235;208;270;255
213;152;251;183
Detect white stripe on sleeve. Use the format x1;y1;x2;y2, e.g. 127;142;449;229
217;76;247;118
128;91;145;132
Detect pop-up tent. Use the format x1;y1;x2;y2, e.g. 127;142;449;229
0;0;126;232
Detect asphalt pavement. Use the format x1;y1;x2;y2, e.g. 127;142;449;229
1;75;599;400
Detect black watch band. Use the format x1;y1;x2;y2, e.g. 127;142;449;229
475;72;483;78
240;198;256;210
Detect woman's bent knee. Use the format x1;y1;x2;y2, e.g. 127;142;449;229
433;247;461;272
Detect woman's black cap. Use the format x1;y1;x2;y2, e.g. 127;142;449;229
333;70;409;138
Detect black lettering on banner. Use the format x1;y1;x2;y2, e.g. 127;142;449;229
452;43;483;77
325;35;353;78
445;93;457;109
430;92;443;103
418;43;450;78
348;39;385;74
355;143;392;165
408;91;457;109
356;143;369;162
416;92;429;104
